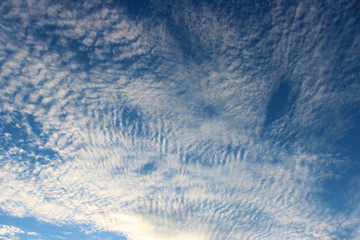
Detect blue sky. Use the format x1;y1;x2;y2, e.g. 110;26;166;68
0;0;359;239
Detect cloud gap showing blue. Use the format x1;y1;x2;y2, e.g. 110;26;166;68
0;212;127;240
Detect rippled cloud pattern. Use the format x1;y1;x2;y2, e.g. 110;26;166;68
1;0;360;239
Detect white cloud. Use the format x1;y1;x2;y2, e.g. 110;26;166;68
0;225;24;236
0;224;38;239
0;0;359;239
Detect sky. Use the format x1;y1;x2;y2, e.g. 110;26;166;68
0;0;359;239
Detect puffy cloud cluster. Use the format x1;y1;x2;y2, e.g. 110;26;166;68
0;0;359;239
0;224;38;240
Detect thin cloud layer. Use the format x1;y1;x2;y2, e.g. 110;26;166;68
1;0;359;239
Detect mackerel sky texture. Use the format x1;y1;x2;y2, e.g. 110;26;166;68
1;0;360;239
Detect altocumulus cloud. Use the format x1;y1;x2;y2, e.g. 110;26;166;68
0;224;38;240
0;0;360;239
